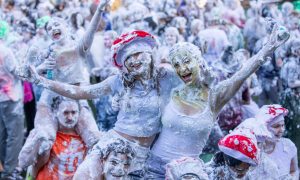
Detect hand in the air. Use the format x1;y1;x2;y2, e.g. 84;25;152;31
265;18;290;50
98;0;111;11
16;65;42;85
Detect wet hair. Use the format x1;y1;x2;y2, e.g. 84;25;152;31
101;139;135;161
44;17;67;33
213;151;244;167
70;12;85;30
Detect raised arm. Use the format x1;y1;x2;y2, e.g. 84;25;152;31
78;0;110;56
17;65;113;100
210;21;290;115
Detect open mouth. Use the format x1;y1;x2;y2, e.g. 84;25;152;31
180;73;192;82
65;119;74;124
52;29;62;40
111;173;124;178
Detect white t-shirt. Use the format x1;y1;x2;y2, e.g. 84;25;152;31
266;138;297;178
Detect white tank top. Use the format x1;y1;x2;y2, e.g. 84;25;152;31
151;98;214;162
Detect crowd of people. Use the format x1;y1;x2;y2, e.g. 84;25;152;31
0;0;299;179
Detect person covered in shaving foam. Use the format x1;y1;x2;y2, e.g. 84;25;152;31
75;138;135;180
156;27;181;66
17;0;112;171
280;39;300;165
21;97;87;180
209;128;259;179
233;114;279;179
20;18;289;178
165;157;209;180
258;105;299;179
19;30;182;179
145;19;290;179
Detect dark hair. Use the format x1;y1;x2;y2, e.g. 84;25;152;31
101;139;135;161
70;12;85;30
223;153;244;167
213;151;244;167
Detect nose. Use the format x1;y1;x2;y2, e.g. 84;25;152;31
279;126;285;133
179;64;188;72
66;113;73;120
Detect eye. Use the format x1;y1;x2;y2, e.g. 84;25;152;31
124;163;130;169
47;26;52;32
54;22;60;26
173;62;179;68
111;160;118;166
71;111;76;115
184;59;191;63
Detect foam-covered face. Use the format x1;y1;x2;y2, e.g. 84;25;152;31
165;30;178;46
124;52;152;77
180;173;200;180
291;45;300;57
57;101;79;129
103;152;130;180
228;162;251;178
269;119;285;140
172;54;200;85
104;34;114;48
46;19;67;43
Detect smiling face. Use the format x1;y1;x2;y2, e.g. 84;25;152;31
165;28;179;46
57;101;79;129
170;44;202;86
104;33;114;49
103;152;130;180
46;18;67;43
172;55;200;85
228;162;251;178
124;52;152;77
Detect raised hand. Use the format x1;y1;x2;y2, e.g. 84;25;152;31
265;18;290;51
16;65;42;85
98;0;111;11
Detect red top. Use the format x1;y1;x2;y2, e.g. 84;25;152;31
36;131;86;180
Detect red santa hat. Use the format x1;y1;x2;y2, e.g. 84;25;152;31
218;128;259;166
111;30;157;68
255;104;288;126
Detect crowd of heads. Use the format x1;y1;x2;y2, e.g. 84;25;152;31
0;0;300;179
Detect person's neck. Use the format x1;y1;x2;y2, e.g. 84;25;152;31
263;140;276;154
56;37;68;46
136;71;152;88
183;76;202;92
58;125;77;135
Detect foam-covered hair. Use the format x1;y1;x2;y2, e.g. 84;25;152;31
101;138;135;161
